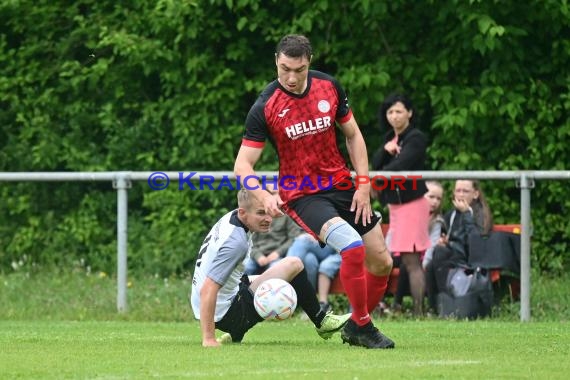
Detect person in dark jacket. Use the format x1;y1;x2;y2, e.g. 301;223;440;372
372;93;430;316
424;179;494;312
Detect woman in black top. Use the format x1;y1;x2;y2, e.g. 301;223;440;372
372;93;430;316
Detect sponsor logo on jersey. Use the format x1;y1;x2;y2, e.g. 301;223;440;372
318;100;330;113
277;108;290;117
285;116;332;139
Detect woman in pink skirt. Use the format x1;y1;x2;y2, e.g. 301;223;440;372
372;93;430;316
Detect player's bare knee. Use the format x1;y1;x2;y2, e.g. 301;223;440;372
381;253;393;270
379;250;393;269
282;256;304;274
366;249;393;275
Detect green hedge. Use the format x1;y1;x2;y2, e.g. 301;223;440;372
1;0;568;275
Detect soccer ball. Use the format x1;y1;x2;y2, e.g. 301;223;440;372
253;278;297;320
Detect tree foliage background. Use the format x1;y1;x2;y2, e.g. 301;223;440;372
1;0;568;276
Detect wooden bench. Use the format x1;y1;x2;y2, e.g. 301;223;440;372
329;223;521;297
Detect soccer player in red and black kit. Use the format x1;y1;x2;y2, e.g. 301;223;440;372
234;34;395;349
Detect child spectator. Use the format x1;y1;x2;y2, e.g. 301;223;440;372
422;181;447;270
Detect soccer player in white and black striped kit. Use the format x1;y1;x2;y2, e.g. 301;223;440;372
190;189;350;347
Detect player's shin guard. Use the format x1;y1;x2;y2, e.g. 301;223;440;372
340;245;370;326
366;271;389;313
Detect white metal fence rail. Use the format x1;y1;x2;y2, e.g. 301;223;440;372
1;170;569;322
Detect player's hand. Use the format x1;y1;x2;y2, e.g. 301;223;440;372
384;141;401;156
202;338;221;347
351;184;372;227
262;191;284;218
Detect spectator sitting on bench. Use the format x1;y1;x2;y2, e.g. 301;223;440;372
422;180;447;270
424;179;493;313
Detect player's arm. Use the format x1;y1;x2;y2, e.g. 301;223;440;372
199;277;222;347
234;145;283;216
339;115;373;226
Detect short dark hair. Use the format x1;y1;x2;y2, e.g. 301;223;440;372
378;93;415;130
275;34;312;60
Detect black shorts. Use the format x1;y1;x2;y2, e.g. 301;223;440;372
285;180;382;237
215;275;263;342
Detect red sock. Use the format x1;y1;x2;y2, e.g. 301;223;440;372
340;245;370;326
366;272;389;313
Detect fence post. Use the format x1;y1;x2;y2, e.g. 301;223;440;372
113;174;131;313
518;173;534;322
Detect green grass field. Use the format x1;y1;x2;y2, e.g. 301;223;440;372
1;319;569;379
1;270;569;379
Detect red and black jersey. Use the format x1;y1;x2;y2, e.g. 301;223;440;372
242;70;353;203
